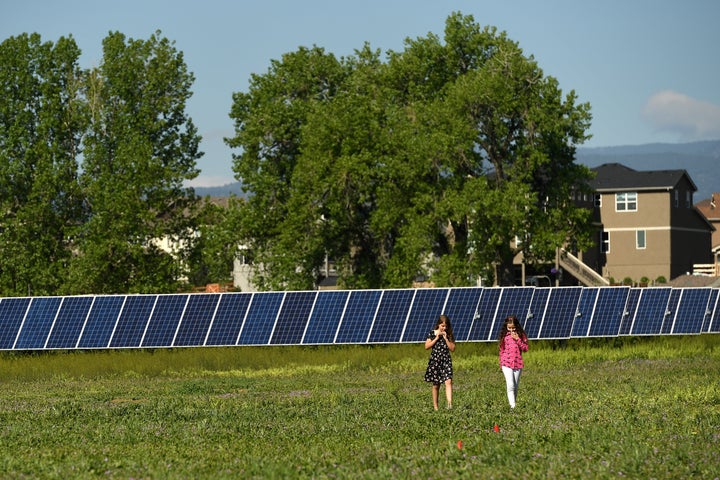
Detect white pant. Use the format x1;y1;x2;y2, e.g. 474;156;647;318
501;366;522;408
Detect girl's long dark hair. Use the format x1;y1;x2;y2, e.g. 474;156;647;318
433;314;455;342
498;315;526;347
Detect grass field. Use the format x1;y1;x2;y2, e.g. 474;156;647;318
1;336;718;479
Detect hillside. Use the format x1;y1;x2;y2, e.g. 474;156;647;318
193;140;720;202
576;140;720;202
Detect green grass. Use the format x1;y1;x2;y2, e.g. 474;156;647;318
1;336;719;479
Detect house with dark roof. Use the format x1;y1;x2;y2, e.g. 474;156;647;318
695;192;720;273
577;163;714;284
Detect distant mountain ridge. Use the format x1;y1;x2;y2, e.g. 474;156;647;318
193;140;720;203
576;139;720;202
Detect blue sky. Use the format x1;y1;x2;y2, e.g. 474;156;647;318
3;0;719;187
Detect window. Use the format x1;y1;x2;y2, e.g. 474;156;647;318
615;192;637;211
594;194;602;208
674;190;679;208
636;230;646;249
600;231;610;253
686;191;691;208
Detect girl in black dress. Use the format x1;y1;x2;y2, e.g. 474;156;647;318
424;314;456;410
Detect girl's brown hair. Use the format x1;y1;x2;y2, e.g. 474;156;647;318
498;315;526;346
433;314;455;342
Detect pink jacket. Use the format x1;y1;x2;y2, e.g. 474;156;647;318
499;332;529;369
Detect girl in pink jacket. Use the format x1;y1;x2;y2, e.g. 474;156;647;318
498;315;529;409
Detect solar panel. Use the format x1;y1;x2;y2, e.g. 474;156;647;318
142;294;189;348
670;288;712;335
303;290;349;344
705;289;719;333
0;285;717;351
587;287;630;337
661;289;682;335
525;288;550;339
538;288;583;339
629;288;670;336
77;296;124;348
491;287;535;340
571;287;598;337
46;296;94;349
468;288;501;341
368;289;414;343
15;297;62;350
238;292;284;345
270;291;316;345
401;288;449;342
174;294;220;346
0;298;31;349
442;288;483;342
334;290;381;343
205;293;252;346
109;295;156;348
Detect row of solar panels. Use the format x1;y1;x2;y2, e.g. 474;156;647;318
0;286;718;351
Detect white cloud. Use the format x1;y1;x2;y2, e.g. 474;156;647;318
642;90;720;141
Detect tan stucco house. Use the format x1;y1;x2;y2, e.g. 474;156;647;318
578;163;714;284
695;192;720;273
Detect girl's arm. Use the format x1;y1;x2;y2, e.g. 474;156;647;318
446;336;455;352
517;335;529;352
424;333;439;350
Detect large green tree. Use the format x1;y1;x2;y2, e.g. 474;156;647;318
0;34;86;296
230;12;594;289
65;31;201;294
226;46;349;290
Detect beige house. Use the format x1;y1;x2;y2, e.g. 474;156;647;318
578;163;714;284
694;192;720;274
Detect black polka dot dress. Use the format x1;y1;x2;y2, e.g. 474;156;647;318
424;331;453;384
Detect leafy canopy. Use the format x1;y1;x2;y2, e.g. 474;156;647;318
227;12;594;289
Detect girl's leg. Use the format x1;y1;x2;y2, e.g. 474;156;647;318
513;369;522;405
501;366;517;408
432;384;440;410
444;379;453;409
